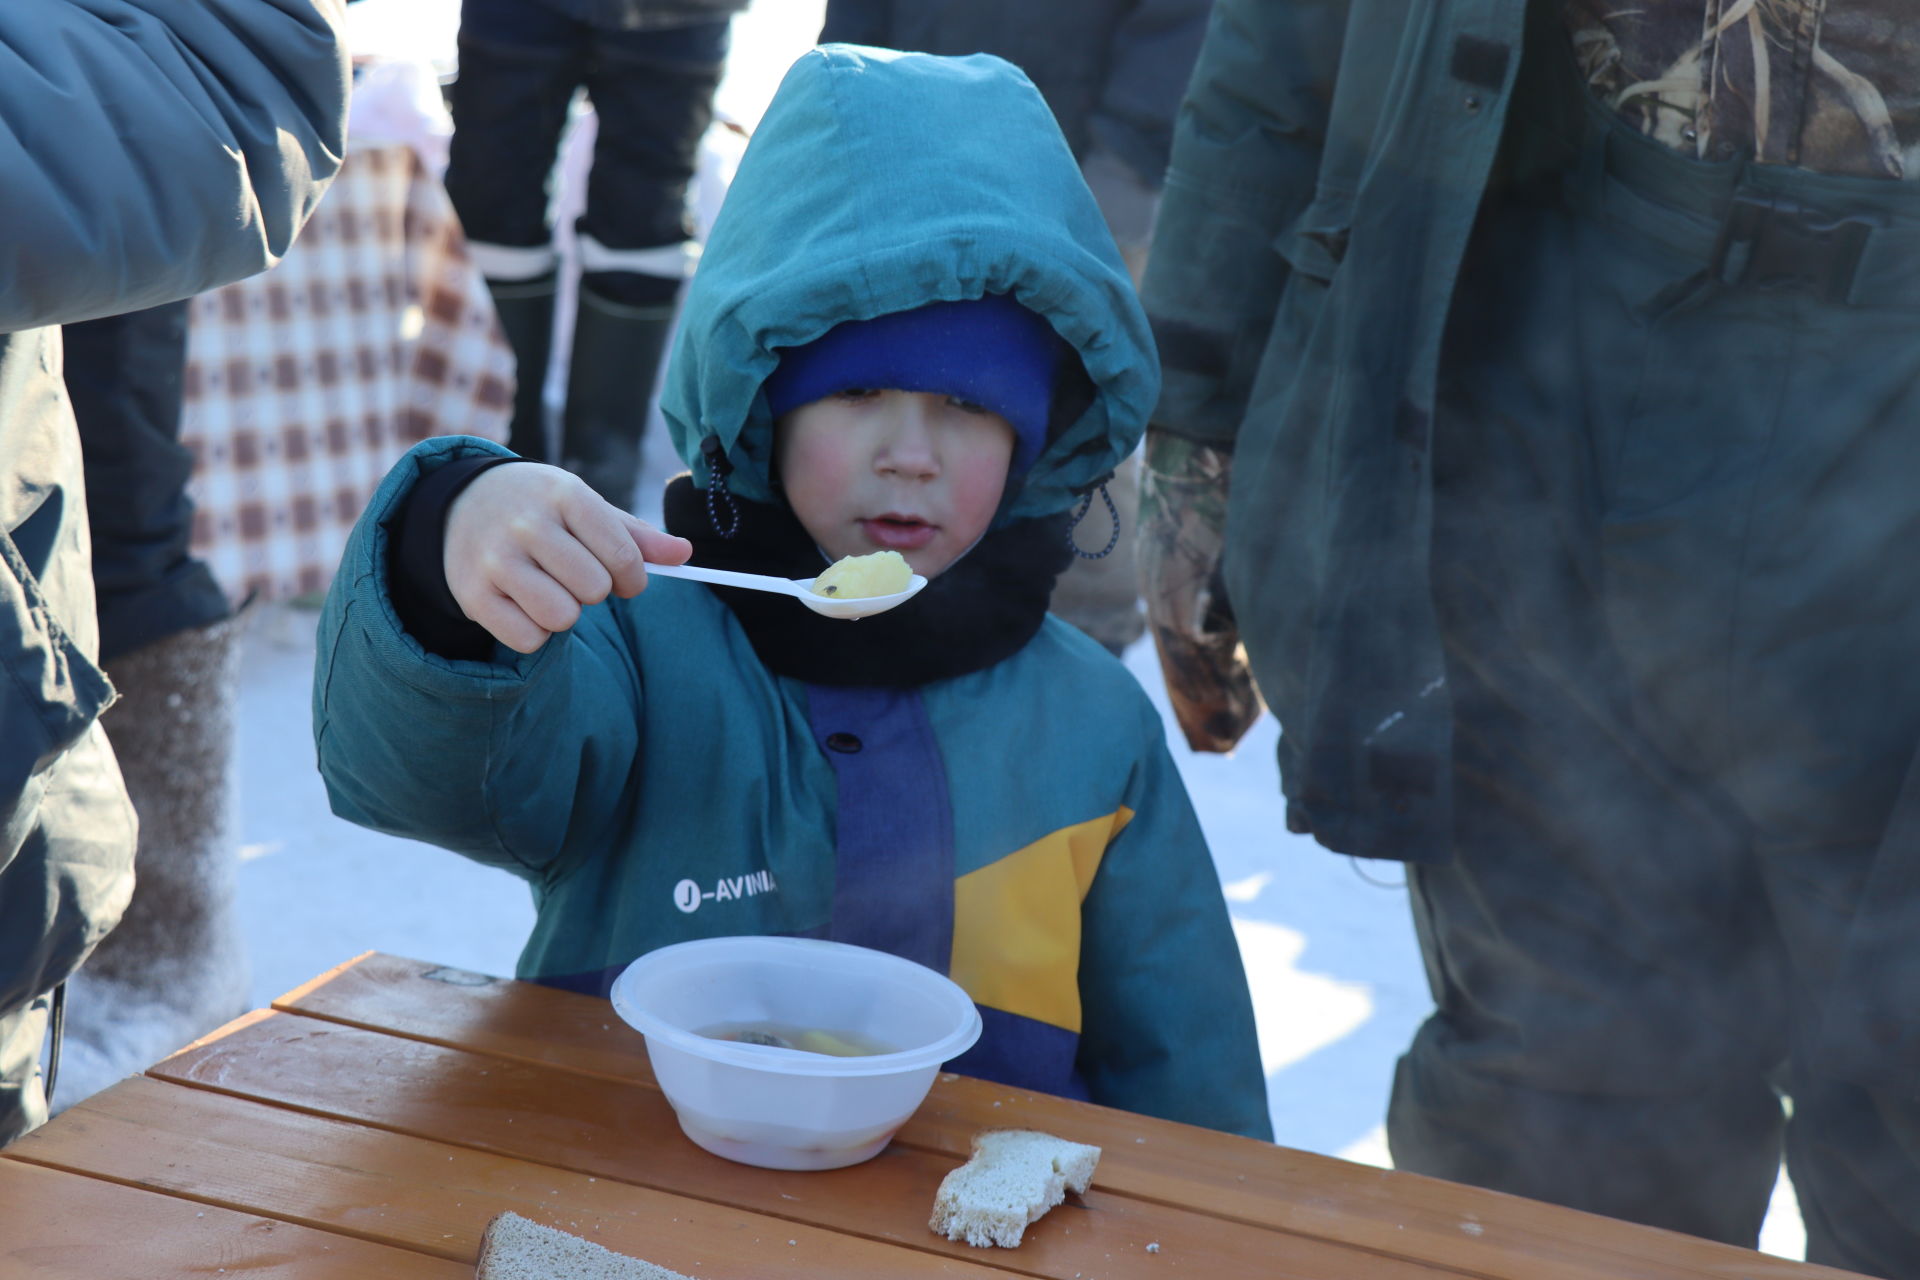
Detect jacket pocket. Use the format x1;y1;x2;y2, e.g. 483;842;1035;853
1263;205;1353;381
1267;191;1353;369
0;529;116;871
1276;187;1355;285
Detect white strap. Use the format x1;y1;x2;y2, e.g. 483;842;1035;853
577;232;700;279
468;240;558;282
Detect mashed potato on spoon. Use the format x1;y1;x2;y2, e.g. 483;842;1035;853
810;550;912;599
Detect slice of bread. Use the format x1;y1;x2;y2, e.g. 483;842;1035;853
475;1212;692;1280
928;1129;1102;1249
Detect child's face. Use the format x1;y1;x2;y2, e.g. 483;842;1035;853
775;389;1017;577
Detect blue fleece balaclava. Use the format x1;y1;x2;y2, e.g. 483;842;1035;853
760;294;1064;474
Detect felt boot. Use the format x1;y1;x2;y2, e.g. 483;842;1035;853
486;271;559;461
54;617;249;1112
561;285;675;508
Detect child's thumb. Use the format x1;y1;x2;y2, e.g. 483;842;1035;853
626;514;693;566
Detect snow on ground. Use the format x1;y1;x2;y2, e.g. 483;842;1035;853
225;0;1806;1259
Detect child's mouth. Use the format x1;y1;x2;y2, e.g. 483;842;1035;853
860;515;936;551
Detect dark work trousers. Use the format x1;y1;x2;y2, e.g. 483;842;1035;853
444;0;728;306
65;300;230;662
1388;68;1920;1278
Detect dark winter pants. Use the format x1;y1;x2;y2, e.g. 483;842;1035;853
1390;82;1920;1278
66;300;229;662
444;0;728;306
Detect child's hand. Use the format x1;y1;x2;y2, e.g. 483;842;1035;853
443;463;692;654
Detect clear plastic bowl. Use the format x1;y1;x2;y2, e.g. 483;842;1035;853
609;936;983;1170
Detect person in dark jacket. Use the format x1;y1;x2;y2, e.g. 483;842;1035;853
819;0;1209;275
444;0;748;506
0;0;348;1147
1138;0;1920;1272
817;0;1215;657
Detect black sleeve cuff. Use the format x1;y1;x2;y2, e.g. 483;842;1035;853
383;454;528;660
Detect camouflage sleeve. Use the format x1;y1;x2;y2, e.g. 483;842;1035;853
1136;428;1263;753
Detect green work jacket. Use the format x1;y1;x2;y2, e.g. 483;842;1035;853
1142;0;1533;864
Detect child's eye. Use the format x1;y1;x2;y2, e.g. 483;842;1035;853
834;387;879;402
947;397;990;415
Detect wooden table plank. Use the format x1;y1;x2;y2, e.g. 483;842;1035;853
278;954;660;1083
151;1009;1457;1280
0;1159;465;1279
7;1076;1019;1279
275;952;1858;1280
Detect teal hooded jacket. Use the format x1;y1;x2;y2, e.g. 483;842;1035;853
314;46;1270;1139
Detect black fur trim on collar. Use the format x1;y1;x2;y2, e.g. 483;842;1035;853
662;474;1071;687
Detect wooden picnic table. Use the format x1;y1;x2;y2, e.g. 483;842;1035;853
0;952;1862;1279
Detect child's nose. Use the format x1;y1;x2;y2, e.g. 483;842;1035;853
875;394;940;478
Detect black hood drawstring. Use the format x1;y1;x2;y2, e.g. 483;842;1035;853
699;435;742;539
1066;479;1120;559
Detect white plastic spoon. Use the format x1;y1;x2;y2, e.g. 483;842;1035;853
643;561;928;620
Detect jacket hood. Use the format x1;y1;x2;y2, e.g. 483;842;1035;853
661;44;1156;524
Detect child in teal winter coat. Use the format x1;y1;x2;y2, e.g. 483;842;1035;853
313;45;1270;1139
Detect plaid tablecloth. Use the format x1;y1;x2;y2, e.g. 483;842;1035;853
183;142;512;604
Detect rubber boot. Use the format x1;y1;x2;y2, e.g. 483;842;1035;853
486;271;558;462
561;285;675;508
54;617;250;1113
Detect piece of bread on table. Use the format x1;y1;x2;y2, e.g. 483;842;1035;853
476;1212;691;1280
929;1129;1102;1248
